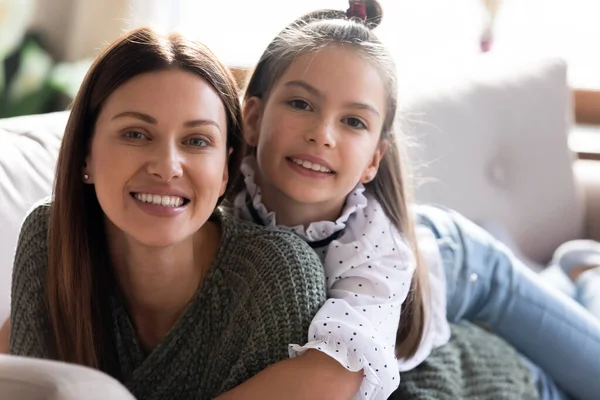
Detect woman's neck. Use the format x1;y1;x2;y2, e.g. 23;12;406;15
106;219;221;350
257;176;344;228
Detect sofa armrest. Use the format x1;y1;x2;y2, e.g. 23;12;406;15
0;354;135;399
574;159;600;241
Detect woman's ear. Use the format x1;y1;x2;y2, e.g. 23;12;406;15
360;141;388;184
242;97;262;147
82;159;93;183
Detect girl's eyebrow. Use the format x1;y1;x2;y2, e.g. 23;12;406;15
284;80;380;117
284;80;323;99
111;111;221;131
344;102;380;118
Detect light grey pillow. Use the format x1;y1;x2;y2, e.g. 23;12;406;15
0;355;135;400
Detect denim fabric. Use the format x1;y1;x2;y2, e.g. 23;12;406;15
415;205;600;400
573;268;600;320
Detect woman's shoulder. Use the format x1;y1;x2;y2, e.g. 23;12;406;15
218;208;322;266
12;198;51;285
10;199;53;358
17;198;52;248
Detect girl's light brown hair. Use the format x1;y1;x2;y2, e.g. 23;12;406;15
236;0;429;360
48;27;243;370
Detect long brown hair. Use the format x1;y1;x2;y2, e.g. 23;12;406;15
48;27;243;370
236;1;429;360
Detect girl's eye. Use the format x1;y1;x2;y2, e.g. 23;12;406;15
185;137;208;147
342;117;367;130
124;131;147;139
289;99;313;111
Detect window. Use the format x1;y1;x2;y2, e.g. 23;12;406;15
139;0;488;68
494;0;600;89
130;0;600;89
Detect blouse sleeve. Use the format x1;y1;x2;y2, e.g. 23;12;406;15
289;199;415;400
9;202;52;359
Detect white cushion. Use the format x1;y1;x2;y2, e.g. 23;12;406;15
0;355;135;399
401;56;584;265
0;112;68;323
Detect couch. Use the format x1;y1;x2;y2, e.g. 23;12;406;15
0;355;134;399
1;55;599;326
400;55;600;269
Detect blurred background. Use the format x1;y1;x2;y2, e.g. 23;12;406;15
2;0;600;321
1;0;600;118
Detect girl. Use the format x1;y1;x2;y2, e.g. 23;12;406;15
232;1;600;400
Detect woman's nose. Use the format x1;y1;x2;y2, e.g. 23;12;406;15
146;142;183;181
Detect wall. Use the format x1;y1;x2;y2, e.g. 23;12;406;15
30;0;130;61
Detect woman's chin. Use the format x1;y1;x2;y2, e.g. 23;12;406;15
131;233;189;249
120;223;195;249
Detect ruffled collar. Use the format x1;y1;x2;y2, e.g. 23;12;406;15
234;156;369;243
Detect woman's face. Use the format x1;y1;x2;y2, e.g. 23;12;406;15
86;69;230;247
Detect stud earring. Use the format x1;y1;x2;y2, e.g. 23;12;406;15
83;174;89;180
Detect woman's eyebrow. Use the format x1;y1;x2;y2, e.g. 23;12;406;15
112;111;221;131
112;111;157;123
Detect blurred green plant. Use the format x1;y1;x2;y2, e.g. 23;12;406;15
0;0;89;117
0;33;90;118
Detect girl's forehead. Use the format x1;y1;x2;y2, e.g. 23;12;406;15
276;46;387;106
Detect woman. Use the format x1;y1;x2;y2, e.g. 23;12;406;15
2;27;362;400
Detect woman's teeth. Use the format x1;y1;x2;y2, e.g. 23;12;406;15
134;193;185;207
290;158;332;173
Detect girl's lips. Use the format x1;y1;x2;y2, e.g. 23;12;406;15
287;154;334;172
286;158;335;179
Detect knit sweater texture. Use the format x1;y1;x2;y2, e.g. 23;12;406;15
391;321;539;400
10;202;327;399
10;203;539;400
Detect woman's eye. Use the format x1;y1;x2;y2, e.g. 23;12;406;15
289;99;313;111
185;137;208;147
124;131;147;139
343;117;367;130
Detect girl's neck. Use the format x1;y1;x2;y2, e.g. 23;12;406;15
257;176;344;228
106;219;221;350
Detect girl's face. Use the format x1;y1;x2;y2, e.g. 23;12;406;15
86;69;230;248
244;45;388;213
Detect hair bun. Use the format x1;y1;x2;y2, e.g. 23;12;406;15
364;0;383;28
295;1;383;29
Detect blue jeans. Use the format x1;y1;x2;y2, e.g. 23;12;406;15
541;264;600;321
416;205;600;400
574;268;600;318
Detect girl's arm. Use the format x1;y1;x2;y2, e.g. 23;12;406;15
292;199;418;400
215;349;362;400
0;318;9;354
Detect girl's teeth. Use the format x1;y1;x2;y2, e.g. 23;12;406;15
134;193;184;207
291;158;331;173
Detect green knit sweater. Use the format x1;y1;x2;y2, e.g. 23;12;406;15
392;321;539;400
10;202;327;399
10;203;539;400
